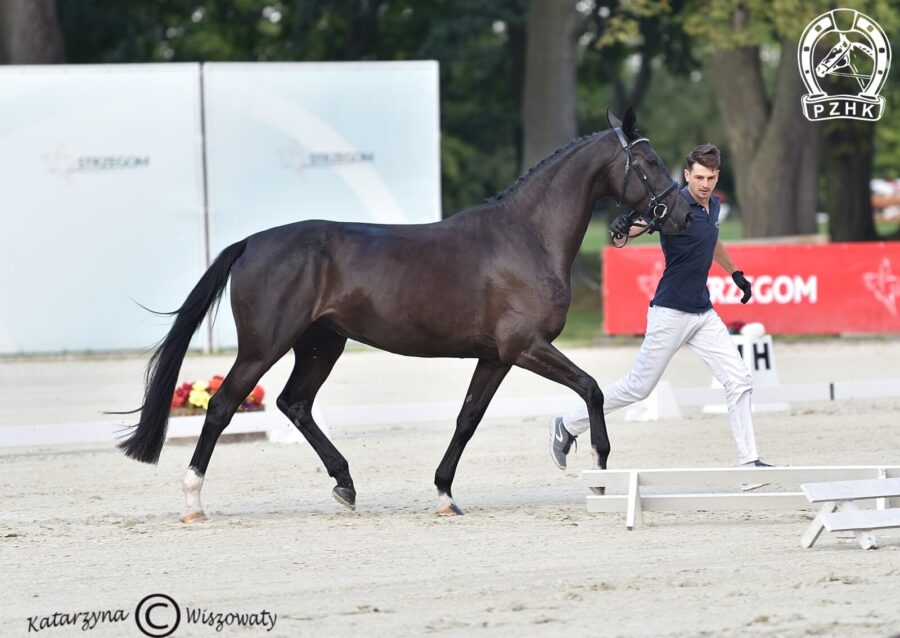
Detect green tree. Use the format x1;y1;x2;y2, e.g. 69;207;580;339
869;27;900;240
682;1;822;237
816;5;899;241
683;0;899;240
577;1;731;219
56;0;528;216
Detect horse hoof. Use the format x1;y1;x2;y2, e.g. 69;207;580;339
435;495;464;516
332;486;356;511
589;486;606;496
179;511;207;523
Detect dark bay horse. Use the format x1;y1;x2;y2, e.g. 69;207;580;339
120;107;690;521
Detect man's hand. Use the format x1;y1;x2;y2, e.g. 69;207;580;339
610;212;634;237
732;270;752;304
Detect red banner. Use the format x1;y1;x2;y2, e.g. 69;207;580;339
603;242;900;335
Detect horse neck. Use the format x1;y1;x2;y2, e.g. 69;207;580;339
502;134;616;275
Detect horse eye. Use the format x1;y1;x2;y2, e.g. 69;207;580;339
647;158;658;166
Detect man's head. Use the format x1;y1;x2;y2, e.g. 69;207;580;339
684;144;720;204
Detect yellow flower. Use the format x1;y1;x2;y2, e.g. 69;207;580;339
188;382;211;410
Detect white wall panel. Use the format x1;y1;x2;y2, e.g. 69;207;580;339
202;62;441;348
0;64;206;354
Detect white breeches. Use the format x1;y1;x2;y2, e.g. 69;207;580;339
562;305;759;464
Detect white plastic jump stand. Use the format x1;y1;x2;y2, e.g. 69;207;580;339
625;380;683;422
703;322;790;414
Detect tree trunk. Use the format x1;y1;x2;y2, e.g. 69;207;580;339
520;0;579;172
794;118;820;235
0;0;66;63
708;33;819;237
824;119;877;241
821;68;877;241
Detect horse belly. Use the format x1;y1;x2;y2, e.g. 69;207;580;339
321;276;494;358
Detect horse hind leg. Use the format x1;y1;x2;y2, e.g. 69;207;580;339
276;325;356;511
434;359;511;516
180;354;283;523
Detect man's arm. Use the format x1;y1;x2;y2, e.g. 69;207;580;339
714;239;752;304
713;239;738;273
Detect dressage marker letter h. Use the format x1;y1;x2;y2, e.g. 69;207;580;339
117;107;692;520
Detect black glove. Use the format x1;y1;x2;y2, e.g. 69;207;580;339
610;212;633;237
732;270;752;304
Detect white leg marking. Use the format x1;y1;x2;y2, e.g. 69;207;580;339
435;493;463;515
180;468;206;522
436;493;454;511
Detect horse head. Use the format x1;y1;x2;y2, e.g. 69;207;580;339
605;107;691;236
816;34;852;78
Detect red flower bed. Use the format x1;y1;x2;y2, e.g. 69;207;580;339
170;374;265;416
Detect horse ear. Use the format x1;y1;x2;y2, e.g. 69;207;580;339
606;107;622;130
623;106;637;140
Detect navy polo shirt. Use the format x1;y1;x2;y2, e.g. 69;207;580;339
650;187;720;313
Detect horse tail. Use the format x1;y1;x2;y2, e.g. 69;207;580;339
118;239;248;464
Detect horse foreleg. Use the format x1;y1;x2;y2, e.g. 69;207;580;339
515;340;610;469
434;359;511;516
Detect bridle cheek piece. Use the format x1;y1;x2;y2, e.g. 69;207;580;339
610;127;679;247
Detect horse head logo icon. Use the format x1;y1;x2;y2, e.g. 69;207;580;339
798;8;891;121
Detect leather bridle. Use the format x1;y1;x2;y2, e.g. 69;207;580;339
610;127;679;247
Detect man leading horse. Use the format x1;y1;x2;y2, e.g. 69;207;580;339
549;143;772;471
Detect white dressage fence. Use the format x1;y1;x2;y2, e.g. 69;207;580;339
801;476;900;550
582;466;900;531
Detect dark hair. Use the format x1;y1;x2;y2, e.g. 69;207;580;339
686;144;721;171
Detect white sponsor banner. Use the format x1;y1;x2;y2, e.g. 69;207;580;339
0;62;440;354
0;64;206;354
202;62;441;348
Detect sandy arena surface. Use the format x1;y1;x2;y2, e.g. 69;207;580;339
2;339;900;637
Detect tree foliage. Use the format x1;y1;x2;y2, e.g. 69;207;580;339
6;0;896;236
682;0;899;240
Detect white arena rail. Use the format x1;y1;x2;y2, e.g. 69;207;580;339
673;378;900;407
1;377;898;449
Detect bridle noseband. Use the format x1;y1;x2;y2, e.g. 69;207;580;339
611;127;679;247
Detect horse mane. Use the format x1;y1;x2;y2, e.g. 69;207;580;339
487;130;608;203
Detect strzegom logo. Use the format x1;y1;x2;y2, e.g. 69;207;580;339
798;8;891;121
42;143;151;183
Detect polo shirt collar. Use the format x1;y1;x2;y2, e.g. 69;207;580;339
680;186;702;207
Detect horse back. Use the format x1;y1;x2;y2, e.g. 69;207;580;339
231;216;569;358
